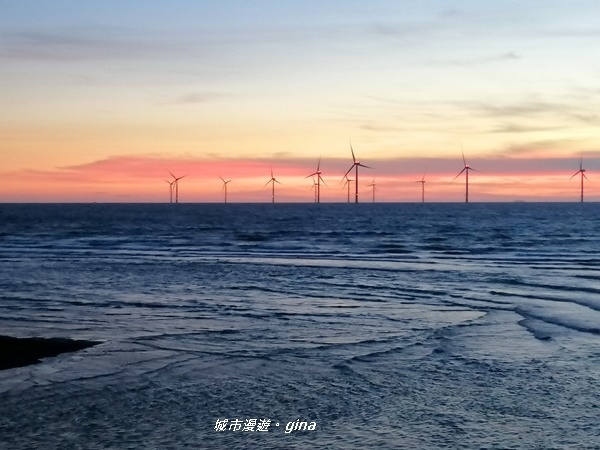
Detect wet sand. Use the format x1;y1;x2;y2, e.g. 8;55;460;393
0;335;99;371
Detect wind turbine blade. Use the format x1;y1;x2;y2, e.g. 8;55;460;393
305;172;318;179
319;175;327;186
350;144;356;163
357;163;371;169
580;156;583;171
264;179;272;187
452;167;466;181
570;171;581;179
343;165;354;179
219;175;225;183
169;171;176;179
317;156;321;171
469;167;481;173
583;173;589;180
461;146;466;166
275;179;282;185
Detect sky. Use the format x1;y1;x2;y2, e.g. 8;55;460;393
1;0;599;202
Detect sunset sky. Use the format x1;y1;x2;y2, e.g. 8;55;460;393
1;0;599;202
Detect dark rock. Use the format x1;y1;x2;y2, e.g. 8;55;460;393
0;335;100;371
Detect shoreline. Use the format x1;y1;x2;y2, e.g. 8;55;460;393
0;335;100;371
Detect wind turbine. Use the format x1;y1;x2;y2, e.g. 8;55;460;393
367;178;376;203
342;175;353;203
416;175;426;203
453;152;478;203
169;171;187;204
219;176;233;203
306;157;326;203
570;157;589;203
164;179;174;203
343;144;371;203
265;168;281;203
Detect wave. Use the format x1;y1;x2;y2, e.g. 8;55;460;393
515;306;600;336
490;289;600;313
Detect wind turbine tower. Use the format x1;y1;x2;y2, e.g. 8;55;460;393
265;169;282;203
306;157;326;203
570;157;589;203
344;144;371;203
453;152;478;203
310;177;318;203
416;175;426;203
169;172;187;204
342;175;353;203
165;179;174;203
368;178;376;203
220;176;233;203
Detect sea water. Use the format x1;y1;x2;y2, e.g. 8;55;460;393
0;203;599;449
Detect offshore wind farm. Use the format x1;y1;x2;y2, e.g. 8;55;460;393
166;153;593;204
2;2;600;450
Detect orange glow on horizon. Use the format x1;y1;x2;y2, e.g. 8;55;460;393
1;154;597;203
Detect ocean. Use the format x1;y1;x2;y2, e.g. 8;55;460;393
0;203;599;449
